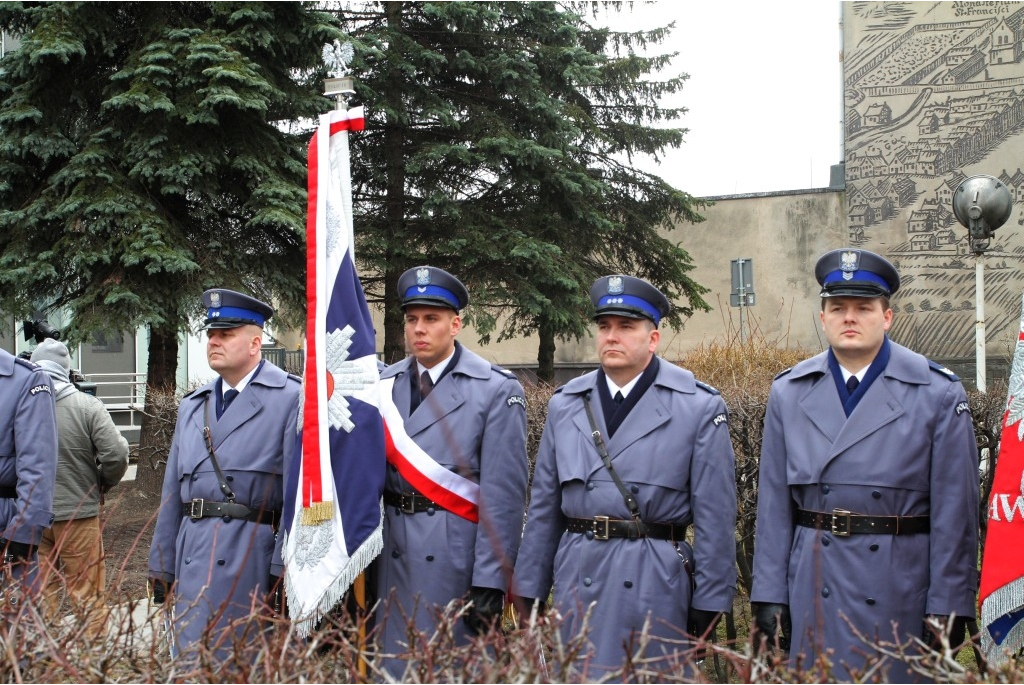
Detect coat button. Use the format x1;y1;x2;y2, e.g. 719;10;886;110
822;587;830;598
866;598;876;605
217;559;225;566
624;580;633;588
583;578;592;587
869;544;879;552
630;485;639;494
585;531;595;540
222;516;231;523
427;507;436;516
226;475;234;482
391;550;400;558
871;490;881;499
191;474;198;481
586;482;595;491
185;557;191;564
426;555;434;562
822;537;831;547
822;484;831;494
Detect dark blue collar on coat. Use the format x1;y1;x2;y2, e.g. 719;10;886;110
829;337;890;417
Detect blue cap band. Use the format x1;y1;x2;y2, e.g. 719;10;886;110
822;269;891;293
403;285;460;309
207;306;266;327
597;294;661;325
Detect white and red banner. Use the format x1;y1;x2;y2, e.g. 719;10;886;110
980;293;1024;665
282;106;386;635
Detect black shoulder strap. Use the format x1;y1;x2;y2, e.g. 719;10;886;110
582;391;646;534
203;395;237;503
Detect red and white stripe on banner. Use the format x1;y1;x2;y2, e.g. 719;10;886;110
379;376;480;523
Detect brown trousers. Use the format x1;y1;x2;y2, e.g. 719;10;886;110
37;516;109;638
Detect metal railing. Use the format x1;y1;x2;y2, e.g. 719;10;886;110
84;372;147;436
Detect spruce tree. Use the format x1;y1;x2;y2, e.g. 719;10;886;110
0;2;341;492
340;2;708;379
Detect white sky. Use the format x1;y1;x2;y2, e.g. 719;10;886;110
606;1;844;197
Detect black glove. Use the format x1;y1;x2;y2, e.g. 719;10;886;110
463;586;505;634
924;614;968;651
148;576;172;605
688;608;723;639
269;574;285;616
0;538;34;563
752;602;791;652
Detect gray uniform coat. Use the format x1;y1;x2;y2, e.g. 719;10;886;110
751;341;979;680
148;361;300;657
0;351;58;553
376;343;528;669
513;360;737;674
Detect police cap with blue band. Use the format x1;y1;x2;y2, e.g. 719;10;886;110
589;275;671;326
202;288;274;329
815;248;900;299
398;266;469;312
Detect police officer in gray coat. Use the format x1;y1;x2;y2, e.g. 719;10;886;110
513;275;737;677
751;249;979;681
148;289;301;662
0;346;58;599
376;266;528;676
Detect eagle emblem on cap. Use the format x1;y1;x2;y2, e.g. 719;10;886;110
416;268;431;286
210;292;222;307
608;276;624;294
840;250;859;281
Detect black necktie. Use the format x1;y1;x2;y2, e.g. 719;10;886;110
420;371;433;400
613;391;624;406
846;376;859;394
220;388;239;418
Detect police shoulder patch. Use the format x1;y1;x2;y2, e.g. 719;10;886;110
955;400;971;417
928;359;960;382
29;383;51;396
695;380;720;396
712;412;728;427
506;394;526;410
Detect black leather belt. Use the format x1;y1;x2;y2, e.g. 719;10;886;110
184;499;280;527
0;486;16;499
565;516;686;541
384;490;445;514
796;508;929;536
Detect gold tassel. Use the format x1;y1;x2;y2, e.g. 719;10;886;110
300;501;334;525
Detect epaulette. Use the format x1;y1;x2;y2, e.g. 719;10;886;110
928;360;960;382
553;386;566;395
15;357;40;371
287;373;302;383
774;367;794;380
695;380;720;396
491;364;517;379
182;388;198;399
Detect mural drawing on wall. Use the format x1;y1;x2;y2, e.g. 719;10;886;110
845;1;1024;366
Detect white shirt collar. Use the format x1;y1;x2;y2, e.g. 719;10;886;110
225;363;260;396
605;373;642;400
418;349;456;384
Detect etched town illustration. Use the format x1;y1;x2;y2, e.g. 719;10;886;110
845;1;1024;366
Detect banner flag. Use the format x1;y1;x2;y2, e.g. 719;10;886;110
980;292;1024;665
282;105;385;635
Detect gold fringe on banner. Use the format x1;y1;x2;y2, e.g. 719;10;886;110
301;501;334;525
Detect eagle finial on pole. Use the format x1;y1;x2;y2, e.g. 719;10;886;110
322;40;356;109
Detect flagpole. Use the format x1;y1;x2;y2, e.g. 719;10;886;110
323;49;371;679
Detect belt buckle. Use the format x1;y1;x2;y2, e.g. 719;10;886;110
401;493;417;515
831;508;852;537
190;498;205;519
593;515;610;541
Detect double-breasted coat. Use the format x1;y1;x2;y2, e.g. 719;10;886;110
751;340;979;680
148;361;300;658
376;343;528;669
0;351;58;588
513;359;737;674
